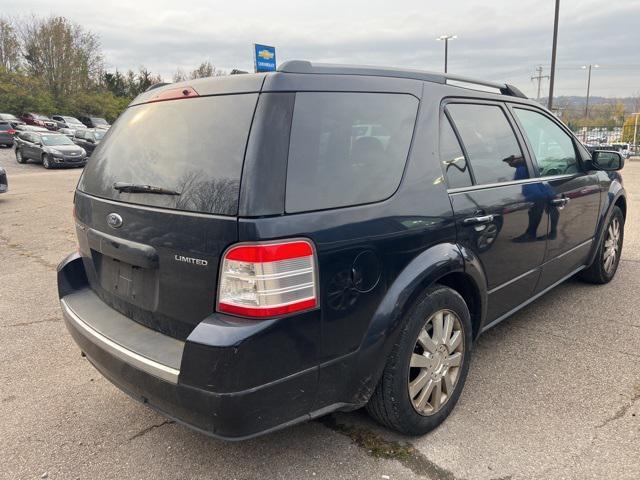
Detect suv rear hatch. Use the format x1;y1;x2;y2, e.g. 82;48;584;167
75;87;261;340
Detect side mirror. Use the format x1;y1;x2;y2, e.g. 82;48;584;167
592;150;624;171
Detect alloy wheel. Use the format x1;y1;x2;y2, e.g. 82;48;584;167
603;217;621;274
408;309;464;416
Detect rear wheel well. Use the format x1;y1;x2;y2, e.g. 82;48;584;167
435;272;482;339
615;196;626;220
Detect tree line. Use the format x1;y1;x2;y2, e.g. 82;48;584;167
0;15;224;122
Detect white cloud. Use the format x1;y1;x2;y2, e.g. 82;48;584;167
9;0;640;96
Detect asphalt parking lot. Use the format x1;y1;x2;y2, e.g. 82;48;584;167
1;146;639;480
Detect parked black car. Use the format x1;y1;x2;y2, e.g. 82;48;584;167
52;115;86;130
15;131;87;168
0;121;16;146
0;166;7;194
57;61;627;440
0;113;24;128
72;129;105;155
77;115;110;129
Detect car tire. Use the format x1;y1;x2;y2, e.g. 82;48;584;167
366;284;472;436
42;154;51;169
16;149;26;164
579;206;624;284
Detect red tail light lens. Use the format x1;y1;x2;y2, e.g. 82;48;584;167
149;86;199;103
7;129;16;135
217;239;318;318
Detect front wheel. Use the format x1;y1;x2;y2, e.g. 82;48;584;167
16;149;25;164
42;154;51;169
366;285;472;436
580;206;624;284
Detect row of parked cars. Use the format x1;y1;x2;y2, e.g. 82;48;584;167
0;112;110;169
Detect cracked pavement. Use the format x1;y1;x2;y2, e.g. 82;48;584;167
0;147;639;480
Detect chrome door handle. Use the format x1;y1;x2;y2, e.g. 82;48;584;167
463;214;495;225
550;197;570;209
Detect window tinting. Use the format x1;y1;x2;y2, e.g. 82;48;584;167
447;104;527;185
78;94;259;215
286;92;418;213
514;108;578;176
440;117;471;188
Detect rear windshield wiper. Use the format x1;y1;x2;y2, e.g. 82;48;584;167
113;182;181;196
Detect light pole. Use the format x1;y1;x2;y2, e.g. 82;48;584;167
437;35;457;73
547;0;560;110
582;64;599;119
632;113;640;155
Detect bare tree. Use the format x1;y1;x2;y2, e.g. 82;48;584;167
173;68;187;83
189;61;225;79
0;17;20;71
20;16;103;98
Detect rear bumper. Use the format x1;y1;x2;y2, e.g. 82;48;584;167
57;252;334;440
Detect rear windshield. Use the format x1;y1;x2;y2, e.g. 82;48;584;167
78;94;258;215
285;92;419;213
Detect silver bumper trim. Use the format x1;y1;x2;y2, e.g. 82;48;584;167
61;298;180;384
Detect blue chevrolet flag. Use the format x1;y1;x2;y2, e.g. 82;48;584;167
254;44;277;72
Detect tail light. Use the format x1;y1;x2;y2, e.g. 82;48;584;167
7;129;16;135
217;239;318;318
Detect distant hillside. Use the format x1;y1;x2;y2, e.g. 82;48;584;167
541;96;638;110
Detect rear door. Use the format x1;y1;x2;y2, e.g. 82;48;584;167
443;101;548;323
75;93;259;340
510;106;601;290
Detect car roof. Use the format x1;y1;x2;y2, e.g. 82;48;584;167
277;60;528;99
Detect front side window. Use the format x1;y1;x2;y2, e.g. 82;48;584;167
286;92;419;213
447;104;527;185
514;108;578;176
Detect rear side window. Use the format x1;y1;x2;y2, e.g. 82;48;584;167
285;92;418;213
0;122;9;131
78;94;258;215
447;104;527;185
440;117;472;188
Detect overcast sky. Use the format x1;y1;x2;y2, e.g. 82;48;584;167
7;0;640;98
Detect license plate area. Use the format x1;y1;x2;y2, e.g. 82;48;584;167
93;251;159;310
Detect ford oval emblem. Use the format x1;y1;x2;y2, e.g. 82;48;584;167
106;213;123;229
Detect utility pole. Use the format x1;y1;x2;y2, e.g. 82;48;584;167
531;66;550;101
582;64;599;119
547;0;560;110
437;35;457;74
633;113;640;155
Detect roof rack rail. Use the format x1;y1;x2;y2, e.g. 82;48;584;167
277;60;528;99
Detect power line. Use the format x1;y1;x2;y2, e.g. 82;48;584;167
531;66;550;101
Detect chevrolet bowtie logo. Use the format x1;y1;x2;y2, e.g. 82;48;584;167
257;49;274;60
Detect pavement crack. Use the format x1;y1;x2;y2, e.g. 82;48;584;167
3;317;61;328
320;415;462;480
128;420;174;441
0;234;57;271
595;385;640;429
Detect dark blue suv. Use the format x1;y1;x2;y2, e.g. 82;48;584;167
58;61;626;439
